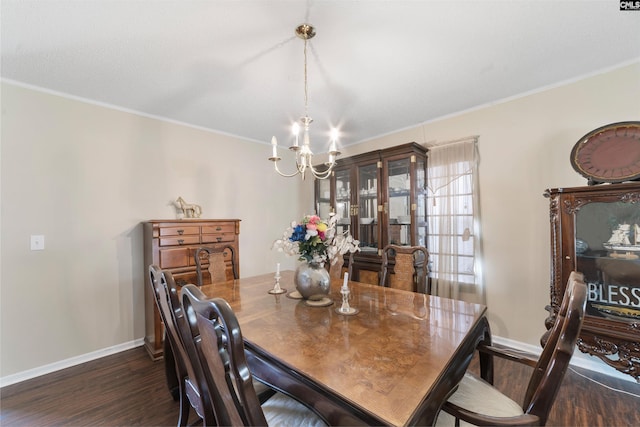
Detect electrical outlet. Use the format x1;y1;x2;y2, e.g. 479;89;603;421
30;235;45;251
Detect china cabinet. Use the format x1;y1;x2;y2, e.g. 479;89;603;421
315;142;428;287
143;219;241;359
544;183;640;380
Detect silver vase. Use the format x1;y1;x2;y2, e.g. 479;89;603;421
294;261;330;300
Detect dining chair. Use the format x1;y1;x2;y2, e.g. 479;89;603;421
181;284;327;427
328;251;354;280
379;244;430;293
148;265;216;426
435;273;588;426
195;245;237;286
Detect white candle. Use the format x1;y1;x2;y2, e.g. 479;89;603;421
276;263;280;275
330;128;339;152
342;272;349;289
292;122;300;148
271;136;278;158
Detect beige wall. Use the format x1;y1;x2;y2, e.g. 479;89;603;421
1;62;639;382
0;83;305;379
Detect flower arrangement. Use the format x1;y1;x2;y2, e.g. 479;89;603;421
273;214;360;265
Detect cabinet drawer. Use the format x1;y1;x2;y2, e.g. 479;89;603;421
202;223;236;234
201;233;235;244
159;248;191;268
159;226;200;236
159;236;200;246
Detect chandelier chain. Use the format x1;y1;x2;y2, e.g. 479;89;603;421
303;37;309;118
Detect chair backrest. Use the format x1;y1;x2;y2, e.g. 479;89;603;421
181;284;267;426
380;244;430;293
148;265;215;424
530;271;584;395
195;245;238;286
149;264;187;381
328;252;354;280
522;273;587;424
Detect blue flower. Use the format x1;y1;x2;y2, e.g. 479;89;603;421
290;224;306;242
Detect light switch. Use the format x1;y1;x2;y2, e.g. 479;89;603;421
30;235;45;251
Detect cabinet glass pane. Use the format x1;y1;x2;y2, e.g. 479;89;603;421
317;179;331;219
416;157;427;247
575;201;640;323
387;158;411;246
335;169;351;235
358;163;378;251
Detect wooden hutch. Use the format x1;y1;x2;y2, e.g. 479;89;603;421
315;142;428;286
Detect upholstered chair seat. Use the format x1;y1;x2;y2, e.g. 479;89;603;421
261;392;327;426
435;372;524;426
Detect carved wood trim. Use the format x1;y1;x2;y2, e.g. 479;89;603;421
577;334;640;381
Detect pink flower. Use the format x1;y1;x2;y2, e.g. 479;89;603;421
307;215;321;225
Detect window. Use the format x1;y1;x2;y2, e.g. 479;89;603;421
427;138;483;303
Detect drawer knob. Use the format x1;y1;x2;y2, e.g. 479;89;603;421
178;239;184;245
216;237;222;242
177;229;184;235
216;226;222;231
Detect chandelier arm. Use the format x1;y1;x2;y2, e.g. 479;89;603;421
308;162;334;179
272;149;309;177
273;160;303;178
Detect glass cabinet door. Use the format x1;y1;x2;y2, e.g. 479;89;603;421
334;168;352;236
316;178;332;219
575;200;640;322
357;163;379;253
386;157;412;246
415;156;427;247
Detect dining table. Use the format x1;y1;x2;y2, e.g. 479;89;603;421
191;270;491;426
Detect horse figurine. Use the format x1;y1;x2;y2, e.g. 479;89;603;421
175;196;202;218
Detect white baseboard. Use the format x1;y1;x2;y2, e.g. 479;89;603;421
492;335;637;383
0;338;144;388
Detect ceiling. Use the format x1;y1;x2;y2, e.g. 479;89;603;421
2;1;639;151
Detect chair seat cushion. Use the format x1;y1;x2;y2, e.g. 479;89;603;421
435;372;524;426
262;391;327;427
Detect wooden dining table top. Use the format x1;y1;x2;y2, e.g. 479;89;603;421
197;270;489;426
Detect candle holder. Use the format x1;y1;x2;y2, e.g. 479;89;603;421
336;275;358;315
268;273;287;295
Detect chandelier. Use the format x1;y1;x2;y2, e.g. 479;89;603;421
269;23;340;180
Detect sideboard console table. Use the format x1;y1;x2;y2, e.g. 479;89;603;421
544;183;639;380
142;219;241;359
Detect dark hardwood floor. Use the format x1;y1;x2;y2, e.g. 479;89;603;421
1;346;638;426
